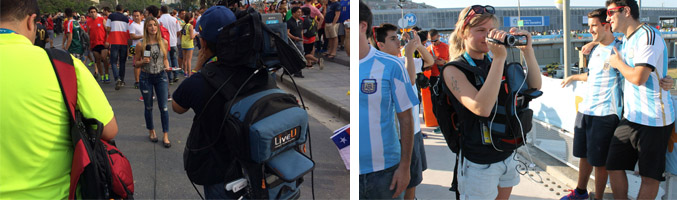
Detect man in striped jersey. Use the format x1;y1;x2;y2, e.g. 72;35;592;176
106;4;130;90
358;1;419;199
604;0;675;199
561;8;629;200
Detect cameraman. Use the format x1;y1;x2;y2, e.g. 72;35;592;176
443;5;541;199
171;6;262;199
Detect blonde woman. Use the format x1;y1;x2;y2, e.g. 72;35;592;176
442;5;541;199
134;17;172;148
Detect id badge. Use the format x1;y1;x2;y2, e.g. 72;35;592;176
481;122;492;145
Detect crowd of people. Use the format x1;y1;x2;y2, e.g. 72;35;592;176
360;0;675;200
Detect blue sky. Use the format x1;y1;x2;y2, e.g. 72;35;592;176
412;0;676;8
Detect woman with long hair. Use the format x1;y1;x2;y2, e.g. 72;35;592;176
180;13;195;77
443;5;541;199
134;17;172;148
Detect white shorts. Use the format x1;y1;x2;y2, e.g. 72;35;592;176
458;153;520;200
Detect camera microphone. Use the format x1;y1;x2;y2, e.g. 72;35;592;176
144;45;151;58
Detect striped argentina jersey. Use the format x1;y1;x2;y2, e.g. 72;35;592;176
359;46;419;174
620;24;675;127
579;39;623;118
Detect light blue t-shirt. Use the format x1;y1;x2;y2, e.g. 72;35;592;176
359;46;419;174
620;24;675;127
579;39;624;118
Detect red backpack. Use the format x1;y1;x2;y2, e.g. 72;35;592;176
159;22;171;52
45;48;134;199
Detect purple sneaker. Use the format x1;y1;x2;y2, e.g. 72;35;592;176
560;189;589;200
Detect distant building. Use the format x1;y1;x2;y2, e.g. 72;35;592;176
362;0;435;10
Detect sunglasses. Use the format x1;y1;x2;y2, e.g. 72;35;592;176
462;5;495;30
606;6;625;16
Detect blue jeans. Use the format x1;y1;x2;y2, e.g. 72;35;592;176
110;44;128;82
204;182;237;200
359;165;404;199
167;46;179;80
139;71;169;133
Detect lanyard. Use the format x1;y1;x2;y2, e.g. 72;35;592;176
462;52;492;84
202;56;218;68
0;28;16;34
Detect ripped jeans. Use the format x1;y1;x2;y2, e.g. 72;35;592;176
139;71;169;133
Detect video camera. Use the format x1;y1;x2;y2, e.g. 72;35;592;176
215;8;305;75
488;34;527;46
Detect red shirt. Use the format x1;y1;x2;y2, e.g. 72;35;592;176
427;42;450;77
64;18;73;34
46;18;54;30
87;17;107;48
79;21;88;32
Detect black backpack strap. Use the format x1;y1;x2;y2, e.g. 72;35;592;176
443;59;488;85
451;152;461;199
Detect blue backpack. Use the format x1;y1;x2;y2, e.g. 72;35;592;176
184;63;313;200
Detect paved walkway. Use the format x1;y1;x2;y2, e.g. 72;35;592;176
276;50;350;121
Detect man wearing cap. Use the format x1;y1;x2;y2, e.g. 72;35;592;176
171;6;270;199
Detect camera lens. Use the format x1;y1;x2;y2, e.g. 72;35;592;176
505;35;516;46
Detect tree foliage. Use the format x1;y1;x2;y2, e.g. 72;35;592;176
98;0;161;12
38;0;162;15
38;0;93;15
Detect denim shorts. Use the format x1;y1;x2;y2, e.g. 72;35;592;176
359;165;403;199
457;153;520;200
407;132;427;188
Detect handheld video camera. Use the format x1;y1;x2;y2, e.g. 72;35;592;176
488;34;527;47
216;9;305;75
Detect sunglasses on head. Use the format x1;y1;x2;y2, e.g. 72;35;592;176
462;5;495;30
606;6;625;16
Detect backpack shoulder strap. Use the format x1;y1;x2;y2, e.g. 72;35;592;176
443;58;488;81
45;48;83;200
45;48;77;120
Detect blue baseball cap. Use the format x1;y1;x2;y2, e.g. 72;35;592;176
196;6;236;44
